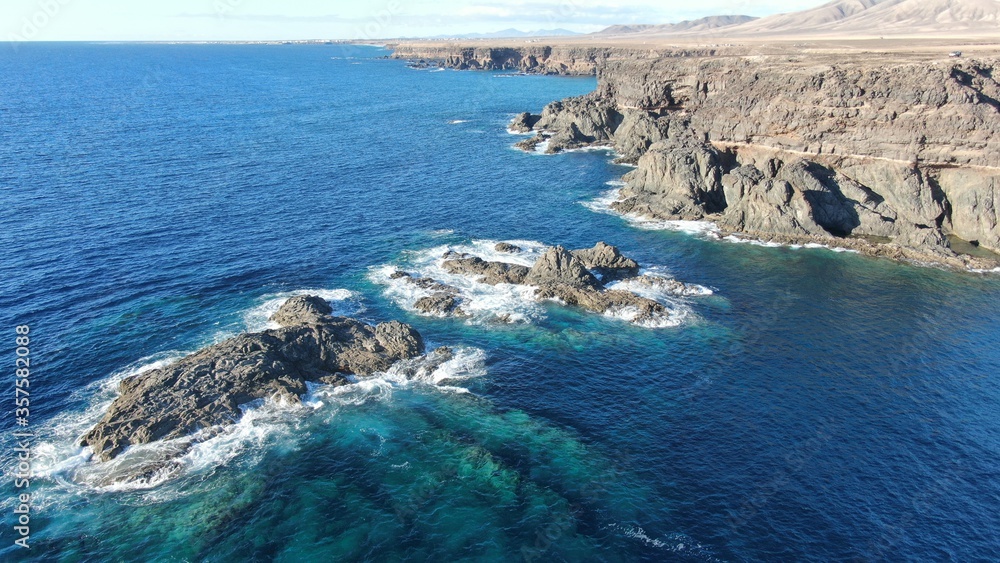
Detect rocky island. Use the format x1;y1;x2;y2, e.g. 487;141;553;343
393;41;1000;269
386;241;710;326
82;296;425;461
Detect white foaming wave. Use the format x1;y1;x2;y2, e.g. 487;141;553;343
506;127;534;136
602;305;687;329
724;235;862;254
798;242;858;253
970;266;1000;273
606;524;724;561
534;139;551;154
583;186;723;236
559;145;616;154
581;187;625;215
26;352;193;494
307;346;488;410
634;219;722;237
67;397;311;495
449;119;469;124
242;288;360;333
722;234;783;248
371;240;550;324
607;275;714;300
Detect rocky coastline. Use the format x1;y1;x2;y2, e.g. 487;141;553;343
396;43;1000;269
390;44;723;76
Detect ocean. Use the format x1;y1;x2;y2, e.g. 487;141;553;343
1;43;999;561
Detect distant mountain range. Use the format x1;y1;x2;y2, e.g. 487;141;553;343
430;28;582;39
596;15;758;36
596;0;1000;38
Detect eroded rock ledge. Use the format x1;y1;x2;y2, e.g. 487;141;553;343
82;296;424;461
508;53;1000;269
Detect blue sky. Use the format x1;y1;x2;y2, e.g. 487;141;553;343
4;0;824;41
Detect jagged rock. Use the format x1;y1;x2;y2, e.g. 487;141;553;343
389;270;459;295
614;138;728;219
535;283;666;324
495;242;522;253
414;294;463;316
514;134;546;152
81;296;424;461
571;242;640;278
268;294;333;326
509;112;541;133
442;256;530;285
523;246;601;288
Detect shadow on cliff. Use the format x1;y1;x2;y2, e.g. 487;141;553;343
800;162;865;238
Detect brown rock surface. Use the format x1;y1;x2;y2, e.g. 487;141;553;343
82;296;424;461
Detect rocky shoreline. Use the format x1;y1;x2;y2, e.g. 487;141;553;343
390;44;724;76
396;43;1000;270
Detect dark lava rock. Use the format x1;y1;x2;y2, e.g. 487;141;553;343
494;242;522;253
442;256;530;285
571;242;641;279
414;294;463;316
81;295;424;461
523;246;601;289
535;284;666;323
509;112;541;133
514;134;546;152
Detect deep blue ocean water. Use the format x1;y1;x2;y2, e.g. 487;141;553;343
1;44;999;561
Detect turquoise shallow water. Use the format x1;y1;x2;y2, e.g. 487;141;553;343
1;44;1000;561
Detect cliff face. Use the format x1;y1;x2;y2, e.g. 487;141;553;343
505;51;1000;267
389;44;721;76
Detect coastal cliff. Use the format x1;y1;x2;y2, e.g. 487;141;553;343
389;44;721;75
396;43;1000;268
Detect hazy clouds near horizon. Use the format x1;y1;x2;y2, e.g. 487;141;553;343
2;0;827;41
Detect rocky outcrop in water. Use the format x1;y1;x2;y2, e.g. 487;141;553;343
522;246;602;288
491;48;1000;268
429;242;690;324
570;241;641;279
495;242;522;253
82;296;424;461
442;254;531;285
